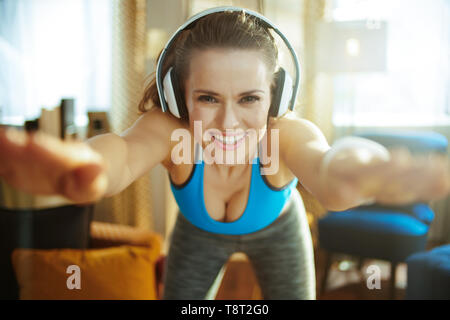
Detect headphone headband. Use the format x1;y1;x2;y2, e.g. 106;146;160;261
156;6;300;115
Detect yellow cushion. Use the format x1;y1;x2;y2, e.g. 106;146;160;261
11;245;159;300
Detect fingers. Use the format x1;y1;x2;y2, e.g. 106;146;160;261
29;131;103;166
331;144;450;205
374;151;450;205
0;127;102;169
417;153;450;200
0;127;28;148
0;128;28;173
0;127;107;202
0;128;32;186
59;164;108;203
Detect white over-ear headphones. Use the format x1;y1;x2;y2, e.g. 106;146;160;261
155;6;300;122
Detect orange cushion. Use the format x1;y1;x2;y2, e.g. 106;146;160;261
89;221;163;249
11;245;159;300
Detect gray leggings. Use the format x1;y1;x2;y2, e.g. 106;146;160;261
162;188;316;300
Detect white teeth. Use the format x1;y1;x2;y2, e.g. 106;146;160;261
214;134;245;144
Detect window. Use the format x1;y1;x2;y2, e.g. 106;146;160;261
0;0;112;126
328;0;450;126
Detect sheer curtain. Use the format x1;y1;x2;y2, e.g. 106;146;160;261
0;0;112;126
103;0;154;230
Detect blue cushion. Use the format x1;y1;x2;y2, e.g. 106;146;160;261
356;203;434;225
405;244;450;299
355;131;448;154
318;209;430;261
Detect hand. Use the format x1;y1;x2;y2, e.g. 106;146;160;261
0;128;108;204
370;148;449;205
323;137;450;207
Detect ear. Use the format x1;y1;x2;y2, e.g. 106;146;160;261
269;68;293;117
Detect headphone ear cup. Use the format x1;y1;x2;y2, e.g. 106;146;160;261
269;70;283;117
169;70;189;122
269;68;293;117
162;67;189;121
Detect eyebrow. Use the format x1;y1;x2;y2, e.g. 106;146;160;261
193;89;265;96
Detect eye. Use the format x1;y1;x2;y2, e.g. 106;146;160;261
197;95;218;104
239;96;260;104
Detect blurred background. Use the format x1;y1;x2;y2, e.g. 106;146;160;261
0;0;449;300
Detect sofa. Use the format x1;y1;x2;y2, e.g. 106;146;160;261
1;204;165;300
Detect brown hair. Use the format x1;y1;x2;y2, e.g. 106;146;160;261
138;10;279;120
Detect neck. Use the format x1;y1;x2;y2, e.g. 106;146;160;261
210;161;250;181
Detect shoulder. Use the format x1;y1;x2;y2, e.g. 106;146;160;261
133;107;189;149
122;107;188;170
269;113;327;145
138;106;187;134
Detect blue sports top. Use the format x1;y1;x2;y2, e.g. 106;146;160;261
168;140;298;235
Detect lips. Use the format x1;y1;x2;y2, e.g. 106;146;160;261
213;133;246;145
211;132;247;151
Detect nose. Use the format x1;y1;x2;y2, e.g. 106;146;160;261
219;100;239;130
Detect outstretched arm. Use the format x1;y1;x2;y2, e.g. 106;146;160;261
88;107;174;197
0;107;175;204
278;118;450;211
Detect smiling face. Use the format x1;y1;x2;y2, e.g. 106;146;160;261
184;49;273;164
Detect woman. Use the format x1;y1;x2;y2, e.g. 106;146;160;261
0;8;448;300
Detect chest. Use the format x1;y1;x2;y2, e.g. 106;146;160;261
202;164;252;222
167;125;295;222
170;159;293;223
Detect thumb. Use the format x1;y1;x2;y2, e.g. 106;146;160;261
59;163;108;203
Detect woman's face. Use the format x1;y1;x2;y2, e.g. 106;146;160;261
184;49;272;165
